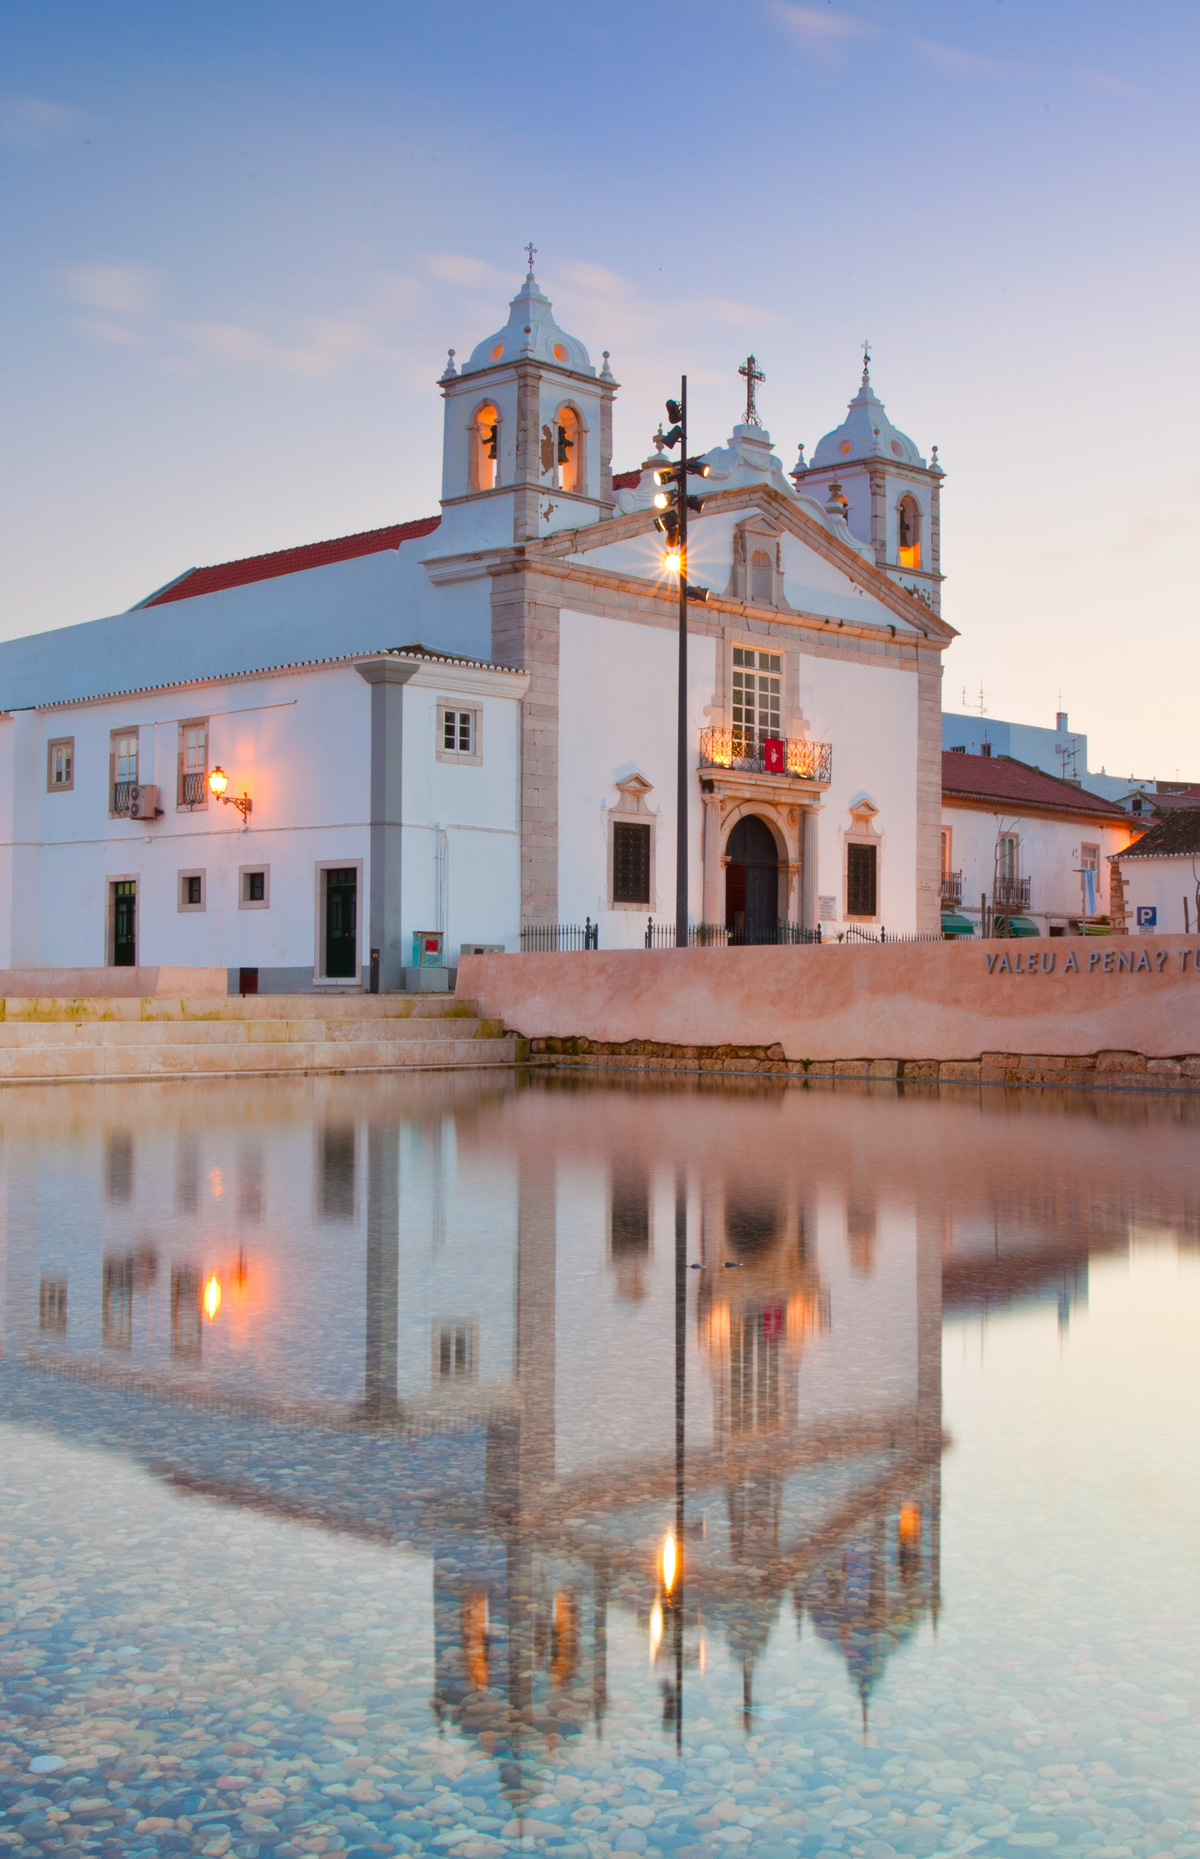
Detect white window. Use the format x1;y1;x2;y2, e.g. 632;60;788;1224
110;729;138;816
178;870;206;913
434;1319;477;1382
47;738;73;792
178;721;208;809
1081;844;1099;874
436;702;483;766
731;647;782;752
998;834;1018;882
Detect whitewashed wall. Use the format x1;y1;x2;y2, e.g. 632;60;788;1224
1117;855;1200;936
942;801;1130;928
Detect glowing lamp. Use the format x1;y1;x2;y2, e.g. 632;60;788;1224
662;1532;678;1594
203;1275;222;1321
207;765;253;823
663;550;682;576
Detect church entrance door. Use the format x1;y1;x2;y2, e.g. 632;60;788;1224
725;816;779;944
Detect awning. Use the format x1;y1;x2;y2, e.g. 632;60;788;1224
996;914;1040;937
940;913;976;937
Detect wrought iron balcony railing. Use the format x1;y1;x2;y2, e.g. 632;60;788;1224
993;876;1031;909
111;781;134;817
180;771;208;807
940;871;963;904
699;727;832;784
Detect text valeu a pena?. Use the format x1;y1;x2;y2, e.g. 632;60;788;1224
986;945;1200;976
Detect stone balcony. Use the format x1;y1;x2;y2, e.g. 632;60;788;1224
698;727;832;785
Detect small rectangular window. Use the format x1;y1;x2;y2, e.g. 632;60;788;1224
1081;844;1099;873
846;842;877;918
47;738;74;792
239;865;270;909
613;821;651;904
434;1319;477;1382
178;721;208;808
940;827;952;876
436;703;482;764
178;869;205;912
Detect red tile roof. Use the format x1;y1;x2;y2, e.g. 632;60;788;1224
139;516;441;607
612;468;641;490
1118;810;1200;858
942;750;1129;819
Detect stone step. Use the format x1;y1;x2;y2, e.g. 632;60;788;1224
0;1016;506;1048
0;992;482;1024
0;1033;521;1081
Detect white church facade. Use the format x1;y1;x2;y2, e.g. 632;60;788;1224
0;265;954;989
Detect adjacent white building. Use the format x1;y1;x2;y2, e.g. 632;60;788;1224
1110;810;1200;936
940;749;1133;937
0;264;956;987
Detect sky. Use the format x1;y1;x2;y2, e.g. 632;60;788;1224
1;0;1197;779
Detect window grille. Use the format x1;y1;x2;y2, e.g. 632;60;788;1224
613;821;651;904
847;842;878;917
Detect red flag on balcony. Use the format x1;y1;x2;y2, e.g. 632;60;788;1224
763;737;784;774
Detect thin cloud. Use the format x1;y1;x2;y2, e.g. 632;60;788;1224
1079;69;1146;99
179;316;390;377
0;94;86;148
769;2;866;54
63;263;160;316
913;38;998;76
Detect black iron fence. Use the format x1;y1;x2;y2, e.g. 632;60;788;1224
992;876;1032;910
520;919;600;953
644;920;824;948
940;871;963;904
838;925;944;944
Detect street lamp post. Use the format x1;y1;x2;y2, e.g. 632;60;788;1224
652;381;709;948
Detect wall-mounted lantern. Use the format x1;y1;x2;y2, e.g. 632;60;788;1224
208;766;253;823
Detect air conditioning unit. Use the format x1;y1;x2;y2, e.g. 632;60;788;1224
128;783;161;820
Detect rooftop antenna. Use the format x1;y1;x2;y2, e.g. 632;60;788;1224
976;681;987;718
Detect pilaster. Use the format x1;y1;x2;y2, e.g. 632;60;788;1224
915;648;944;935
491;563;561;926
867;463;887;567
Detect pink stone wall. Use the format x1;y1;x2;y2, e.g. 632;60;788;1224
458;937;1200;1062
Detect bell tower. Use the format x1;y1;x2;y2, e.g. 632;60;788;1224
795;348;945;615
434;254;617;554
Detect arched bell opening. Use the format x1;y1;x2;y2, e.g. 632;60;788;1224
724;814;780;945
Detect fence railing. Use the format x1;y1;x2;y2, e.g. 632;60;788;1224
992;876;1032;909
644;920;823;948
180;770;207;807
698;728;832;785
940;871;963;904
837;925;944;944
111;780;133;817
520;919;599;953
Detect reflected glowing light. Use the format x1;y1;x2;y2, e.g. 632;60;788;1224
899;1502;922;1545
203;1275;222;1321
649;1599;663;1662
662;1532;678;1594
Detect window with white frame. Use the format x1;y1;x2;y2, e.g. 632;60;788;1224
178;721;208;808
731;646;782;754
436;702;482;766
46;738;73;792
110;729;138;816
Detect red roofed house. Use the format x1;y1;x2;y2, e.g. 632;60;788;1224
941;750;1135;936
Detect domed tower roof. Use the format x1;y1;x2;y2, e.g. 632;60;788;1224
461;263;594;376
811;353;925;469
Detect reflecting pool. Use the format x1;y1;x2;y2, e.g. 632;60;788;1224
2;1072;1200;1859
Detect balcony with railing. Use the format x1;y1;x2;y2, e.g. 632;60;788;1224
992;875;1032;910
111;781;133;817
180;770;208;808
940;871;963;905
699;727;832;785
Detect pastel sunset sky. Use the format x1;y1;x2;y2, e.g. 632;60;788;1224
2;2;1195;776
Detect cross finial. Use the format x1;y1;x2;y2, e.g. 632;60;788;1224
861;337;871;382
738;353;765;426
524;241;537;276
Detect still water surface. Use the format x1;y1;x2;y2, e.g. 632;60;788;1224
2;1073;1199;1859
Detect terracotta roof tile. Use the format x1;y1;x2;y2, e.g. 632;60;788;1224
942;750;1128;819
612;469;641;490
1116;810;1200;858
139;516;441;607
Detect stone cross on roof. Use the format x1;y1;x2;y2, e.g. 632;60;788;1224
738;353;765;427
524;241;537;276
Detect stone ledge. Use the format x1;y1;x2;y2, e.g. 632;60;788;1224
524;1036;1200;1092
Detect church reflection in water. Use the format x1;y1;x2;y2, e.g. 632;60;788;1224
4;1069;1195;1770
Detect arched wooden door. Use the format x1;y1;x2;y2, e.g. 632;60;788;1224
725;815;779;944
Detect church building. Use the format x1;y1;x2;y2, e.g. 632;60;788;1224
0;262;954;988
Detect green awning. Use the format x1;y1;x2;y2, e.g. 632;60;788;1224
941;913;976;936
996;915;1040;937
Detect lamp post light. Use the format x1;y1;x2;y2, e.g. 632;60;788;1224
207;766;253;823
653;381;710;947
